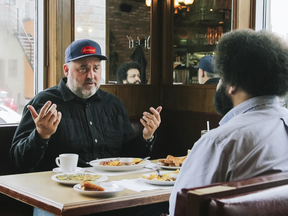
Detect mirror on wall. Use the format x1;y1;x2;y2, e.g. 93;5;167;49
173;0;232;85
74;0;151;85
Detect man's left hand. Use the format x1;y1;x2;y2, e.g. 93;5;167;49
141;106;162;141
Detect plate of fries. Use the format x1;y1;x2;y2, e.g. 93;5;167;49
89;158;150;171
140;170;179;185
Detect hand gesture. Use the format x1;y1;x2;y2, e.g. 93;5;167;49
28;101;62;139
141;106;162;140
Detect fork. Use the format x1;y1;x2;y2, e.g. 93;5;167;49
156;169;162;177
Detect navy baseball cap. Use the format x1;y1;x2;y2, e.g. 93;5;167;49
194;55;214;73
65;39;108;63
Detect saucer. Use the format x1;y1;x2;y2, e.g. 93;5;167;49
52;167;85;173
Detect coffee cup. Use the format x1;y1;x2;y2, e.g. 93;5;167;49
55;154;79;172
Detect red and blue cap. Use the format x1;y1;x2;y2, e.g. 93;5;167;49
194;55;214;73
65;39;108;63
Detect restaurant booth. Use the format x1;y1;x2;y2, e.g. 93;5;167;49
0;0;261;215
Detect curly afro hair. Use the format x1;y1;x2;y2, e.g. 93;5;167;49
116;61;142;84
213;29;288;96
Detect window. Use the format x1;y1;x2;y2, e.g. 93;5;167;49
8;59;18;78
266;0;288;41
0;0;41;124
256;0;288;107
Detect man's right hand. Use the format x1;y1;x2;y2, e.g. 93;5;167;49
28;101;62;139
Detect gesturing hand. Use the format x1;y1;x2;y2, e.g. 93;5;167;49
28;101;62;139
141;106;162;141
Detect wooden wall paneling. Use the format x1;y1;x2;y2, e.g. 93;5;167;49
150;0;162;86
99;0;162;118
47;0;72;87
105;0;110;84
100;85;158;117
151;109;222;159
249;0;256;30
47;1;57;88
162;85;217;113
162;0;174;85
56;0;73;85
232;0;238;29
44;0;49;89
202;88;217;113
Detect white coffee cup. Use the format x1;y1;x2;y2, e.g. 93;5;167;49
55;154;79;172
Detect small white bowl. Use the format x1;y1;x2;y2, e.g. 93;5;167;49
120;158;133;165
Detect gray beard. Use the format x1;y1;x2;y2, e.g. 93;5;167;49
69;86;99;99
66;81;99;99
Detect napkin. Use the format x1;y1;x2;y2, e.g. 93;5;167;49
110;178;173;192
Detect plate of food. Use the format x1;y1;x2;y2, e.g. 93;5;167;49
51;172;108;185
88;157;150;171
140;170;179;186
73;181;124;197
158;150;190;169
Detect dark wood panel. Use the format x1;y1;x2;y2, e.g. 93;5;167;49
100;85;160;117
151;109;222;159
162;84;218;113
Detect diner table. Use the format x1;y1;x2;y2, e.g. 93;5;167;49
0;160;174;216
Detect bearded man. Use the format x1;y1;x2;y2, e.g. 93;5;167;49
10;39;161;172
169;29;288;216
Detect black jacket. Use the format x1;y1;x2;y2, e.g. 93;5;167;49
10;78;153;172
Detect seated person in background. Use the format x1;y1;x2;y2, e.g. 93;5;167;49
117;61;142;84
194;55;220;84
169;29;288;215
10;39;162;173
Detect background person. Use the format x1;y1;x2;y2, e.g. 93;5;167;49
169;29;288;215
117;61;142;84
10;39;162;173
194;55;220;84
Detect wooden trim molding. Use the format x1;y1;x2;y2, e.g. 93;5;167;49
232;0;238;29
249;0;256;29
71;0;75;42
47;0;73;87
162;0;174;85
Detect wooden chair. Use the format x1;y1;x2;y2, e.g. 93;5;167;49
175;172;288;216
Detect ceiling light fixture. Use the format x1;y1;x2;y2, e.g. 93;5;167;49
174;0;194;13
145;0;151;7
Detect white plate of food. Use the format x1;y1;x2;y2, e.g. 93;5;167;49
51;173;108;185
73;182;124;197
89;158;150;171
139;170;179;186
160;164;182;170
158;155;188;169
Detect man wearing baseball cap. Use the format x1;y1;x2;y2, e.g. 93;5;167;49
11;38;162;176
11;39;164;215
194;55;220;85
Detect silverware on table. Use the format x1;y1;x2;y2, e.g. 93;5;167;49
156;169;162;177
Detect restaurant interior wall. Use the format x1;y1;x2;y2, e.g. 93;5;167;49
40;0;252;159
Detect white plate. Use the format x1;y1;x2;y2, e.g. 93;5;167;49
160;165;181;170
52;167;85;173
51;173;108;185
73;182;124;197
89;158;150;171
140;171;178;186
158;156;186;170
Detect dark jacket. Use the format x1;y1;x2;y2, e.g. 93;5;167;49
10;78;153;172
